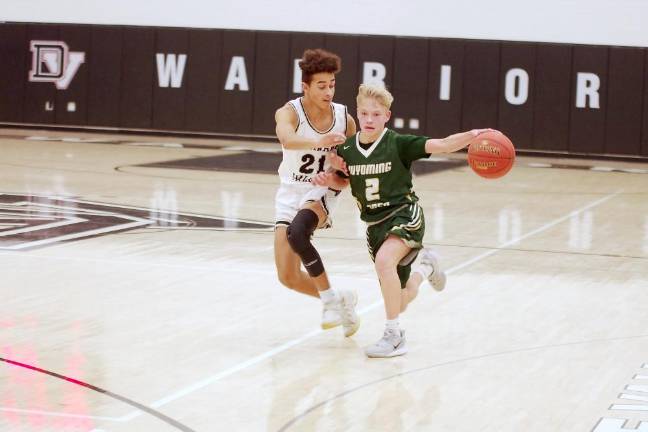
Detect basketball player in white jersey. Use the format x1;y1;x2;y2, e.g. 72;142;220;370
274;49;359;337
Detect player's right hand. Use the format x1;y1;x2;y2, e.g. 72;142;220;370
327;151;349;176
315;132;346;149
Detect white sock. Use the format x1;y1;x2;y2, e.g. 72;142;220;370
385;319;400;332
319;288;339;305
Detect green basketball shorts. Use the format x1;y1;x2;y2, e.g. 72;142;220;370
366;203;425;288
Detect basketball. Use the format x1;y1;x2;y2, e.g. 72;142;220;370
467;130;516;179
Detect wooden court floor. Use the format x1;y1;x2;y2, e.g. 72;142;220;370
1;127;648;432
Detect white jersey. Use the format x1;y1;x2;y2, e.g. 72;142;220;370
278;97;348;184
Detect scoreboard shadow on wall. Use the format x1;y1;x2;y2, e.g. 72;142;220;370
0;22;647;157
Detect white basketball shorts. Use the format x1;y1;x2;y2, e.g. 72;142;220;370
274;183;340;229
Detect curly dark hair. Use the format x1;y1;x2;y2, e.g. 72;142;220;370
299;49;341;84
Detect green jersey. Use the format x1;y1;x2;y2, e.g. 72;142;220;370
337;128;430;224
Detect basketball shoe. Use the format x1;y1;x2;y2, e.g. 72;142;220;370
338;287;360;337
321;300;342;330
365;328;407;358
417;249;447;291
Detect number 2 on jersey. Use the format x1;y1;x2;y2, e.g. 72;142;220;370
299;154;326;174
365;178;380;201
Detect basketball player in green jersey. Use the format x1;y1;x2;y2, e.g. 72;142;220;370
315;84;493;357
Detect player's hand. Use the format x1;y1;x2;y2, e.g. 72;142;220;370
311;172;334;187
470;128;497;137
312;171;349;190
327;151;348;175
315;133;346;149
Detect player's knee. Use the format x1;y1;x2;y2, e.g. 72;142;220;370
287;209;325;277
286;209;318;254
374;254;398;276
286;224;309;254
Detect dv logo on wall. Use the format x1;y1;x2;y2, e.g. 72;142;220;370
28;40;85;90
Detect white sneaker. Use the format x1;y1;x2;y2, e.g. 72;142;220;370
338;287;360;337
418;249;447;292
321;301;342;330
365;329;407;358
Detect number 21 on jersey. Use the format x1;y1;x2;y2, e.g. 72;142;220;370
299;154;326;174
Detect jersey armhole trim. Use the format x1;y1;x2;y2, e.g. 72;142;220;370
287;102;301;133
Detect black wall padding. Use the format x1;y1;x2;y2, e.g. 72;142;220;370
324;34;359;122
1;22;647;158
252;32;290;135
498;43;535;150
427;39;463;139
461;41;500;131
533;44;572;152
606;47;644;155
120;27;155;128
87;26;122;127
153;28;188;131
56;25;90;126
358;35;394;93
219;30;255;134
185;29;223;132
643;52;648;157
0;23;27;123
391;37;429;136
569;46;608;154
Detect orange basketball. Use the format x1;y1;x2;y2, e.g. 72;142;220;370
467;130;515;179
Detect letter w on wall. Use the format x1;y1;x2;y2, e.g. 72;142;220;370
156;53;187;88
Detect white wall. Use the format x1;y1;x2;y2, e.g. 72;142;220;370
2;0;647;47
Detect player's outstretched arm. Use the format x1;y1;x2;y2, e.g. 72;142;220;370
275;105;346;150
425;128;495;154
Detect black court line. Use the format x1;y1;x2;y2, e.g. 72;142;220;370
135;152;465;176
135;152;648;177
276;333;648;431
0;356;197;432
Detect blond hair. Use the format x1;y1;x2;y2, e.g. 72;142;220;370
357;84;394;109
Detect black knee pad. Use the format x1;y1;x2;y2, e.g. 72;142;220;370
286;209;318;252
287;209;325;277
